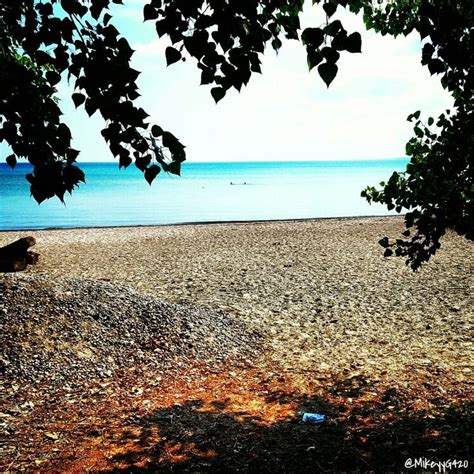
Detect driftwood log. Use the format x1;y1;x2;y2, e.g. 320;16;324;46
0;237;39;272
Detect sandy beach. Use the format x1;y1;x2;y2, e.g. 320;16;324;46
1;216;473;471
2;215;472;383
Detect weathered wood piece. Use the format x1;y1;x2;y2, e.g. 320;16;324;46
0;237;38;272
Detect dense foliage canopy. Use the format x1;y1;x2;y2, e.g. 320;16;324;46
0;0;472;268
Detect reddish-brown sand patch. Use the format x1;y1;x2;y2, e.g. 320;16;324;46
2;360;472;472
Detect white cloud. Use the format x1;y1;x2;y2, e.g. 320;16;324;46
109;0;144;22
133;38;168;57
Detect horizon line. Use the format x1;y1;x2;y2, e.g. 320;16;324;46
79;157;409;164
2;157;409;165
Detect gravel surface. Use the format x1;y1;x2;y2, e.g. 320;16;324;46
0;274;261;385
1;217;473;473
1;216;473;387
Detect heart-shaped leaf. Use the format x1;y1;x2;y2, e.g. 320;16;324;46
318;62;338;87
165;46;181;66
6;154;16;169
135;154;152;171
144;164;161;184
323;3;337;18
71;93;85;108
345;32;362;53
143;4;157;21
211;87;226;103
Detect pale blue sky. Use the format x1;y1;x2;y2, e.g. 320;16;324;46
2;1;452;164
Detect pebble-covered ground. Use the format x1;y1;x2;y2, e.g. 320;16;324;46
2;216;471;386
1;217;472;472
0;275;261;385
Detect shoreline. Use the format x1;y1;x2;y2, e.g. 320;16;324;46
0;213;403;233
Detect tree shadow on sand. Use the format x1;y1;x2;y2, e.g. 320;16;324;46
100;375;472;472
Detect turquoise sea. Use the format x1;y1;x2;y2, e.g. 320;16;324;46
0;160;408;230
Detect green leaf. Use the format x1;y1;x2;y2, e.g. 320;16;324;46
407;111;421;122
109;142;122;157
271;37;282;51
46;70;61;86
324;20;342;37
151;125;163;137
6;154;16;169
428;58;445;75
143;4;157;21
84;99;98;117
144;164;161;185
184;30;210;59
63;165;85;188
301;28;324;48
211;87;226;103
321;46;340;63
307;50;323;71
318;62;338;87
162;131;179;148
332;31;347;50
90;0;109;20
345;32;361;53
414;126;424;138
71;93;85;108
165;46;181;66
421;42;434;62
167;161;181;176
427;117;434;126
135;155;151;172
119;153;132;168
201;67;215;85
323;3;337;17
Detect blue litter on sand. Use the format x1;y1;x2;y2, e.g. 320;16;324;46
302;413;325;423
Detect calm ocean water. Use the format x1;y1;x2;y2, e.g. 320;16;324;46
0;160;407;230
